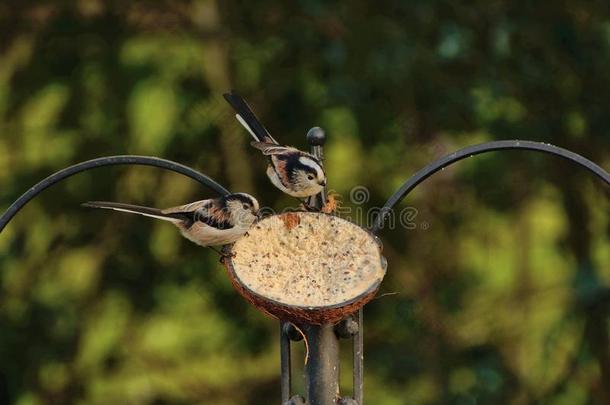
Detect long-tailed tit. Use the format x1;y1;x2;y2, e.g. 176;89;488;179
223;91;327;200
83;193;259;255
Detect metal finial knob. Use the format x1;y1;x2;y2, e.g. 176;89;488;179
306;127;326;146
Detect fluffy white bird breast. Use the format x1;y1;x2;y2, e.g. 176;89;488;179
178;219;254;247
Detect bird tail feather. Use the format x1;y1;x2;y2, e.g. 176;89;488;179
82;201;184;223
223;91;278;144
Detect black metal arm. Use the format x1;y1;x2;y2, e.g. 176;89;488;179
371;140;610;233
0;155;230;233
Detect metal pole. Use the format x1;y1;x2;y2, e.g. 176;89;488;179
306;127;327;208
280;321;292;402
302;127;342;405
303;323;340;405
353;309;363;404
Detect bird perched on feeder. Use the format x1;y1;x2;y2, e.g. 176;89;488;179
223;91;326;204
82;193;259;255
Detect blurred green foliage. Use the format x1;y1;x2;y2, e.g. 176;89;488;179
1;1;609;404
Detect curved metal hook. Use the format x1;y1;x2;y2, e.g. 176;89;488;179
0;155;230;233
371;140;610;233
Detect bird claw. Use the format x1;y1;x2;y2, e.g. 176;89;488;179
300;202;320;212
209;246;235;262
219;251;236;263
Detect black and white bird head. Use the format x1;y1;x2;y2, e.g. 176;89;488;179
290;154;326;197
222;192;260;226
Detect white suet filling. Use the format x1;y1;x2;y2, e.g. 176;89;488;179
231;213;385;307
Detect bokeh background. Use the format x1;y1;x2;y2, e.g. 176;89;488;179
1;1;609;404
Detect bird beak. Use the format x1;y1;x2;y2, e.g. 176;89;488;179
320;180;327;187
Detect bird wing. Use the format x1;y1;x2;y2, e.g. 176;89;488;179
271;157;294;188
223;91;278;144
250;141;298;156
163;199;234;230
161;199;212;215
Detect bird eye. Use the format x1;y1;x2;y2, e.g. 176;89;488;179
242;204;249;210
307;174;315;180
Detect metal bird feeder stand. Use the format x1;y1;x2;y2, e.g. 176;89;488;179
1;126;609;405
301;127;347;405
302;129;360;405
223;128;379;405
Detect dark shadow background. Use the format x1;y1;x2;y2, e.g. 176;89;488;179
0;1;609;404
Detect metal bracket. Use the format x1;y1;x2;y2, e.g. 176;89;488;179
0;155;229;233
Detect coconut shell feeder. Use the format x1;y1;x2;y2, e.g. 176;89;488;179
224;212;387;325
